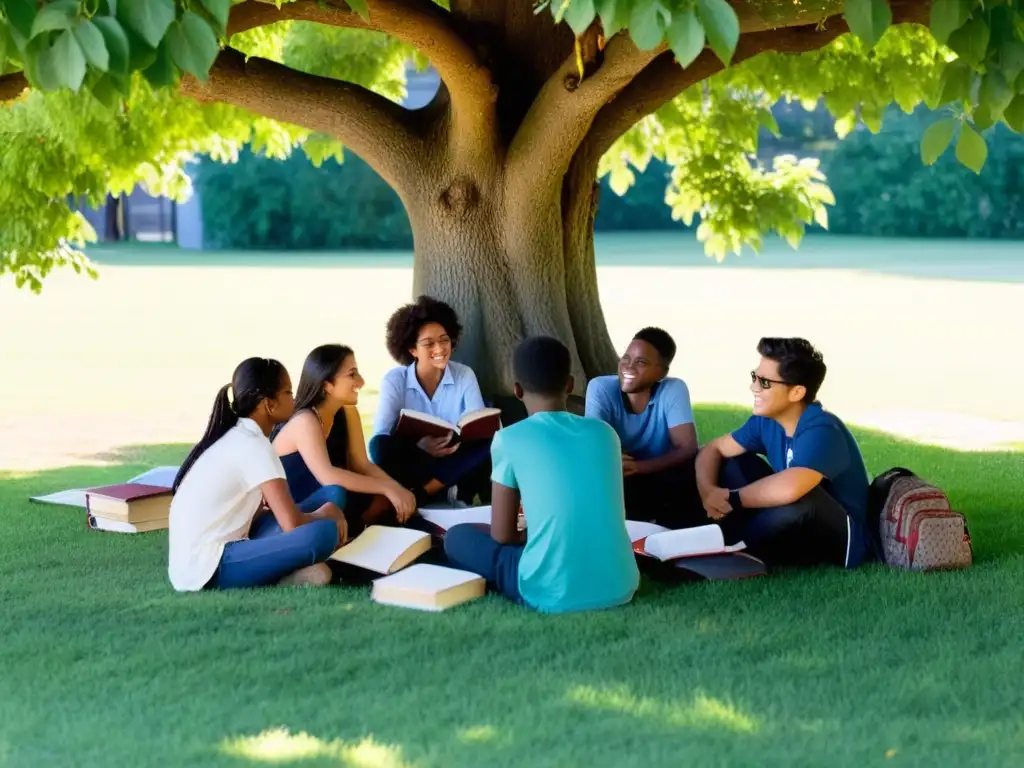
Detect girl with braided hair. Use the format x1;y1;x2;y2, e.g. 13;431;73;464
168;357;347;592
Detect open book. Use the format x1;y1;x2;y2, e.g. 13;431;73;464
30;466;179;508
371;564;485;611
627;522;746;561
329;526;431;574
393;407;501;444
418;505;492;531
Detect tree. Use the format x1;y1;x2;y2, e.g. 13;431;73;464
2;0;1022;394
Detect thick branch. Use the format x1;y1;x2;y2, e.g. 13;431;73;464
584;1;931;162
0;72;29;103
228;0;496;150
506;32;663;201
180;49;424;196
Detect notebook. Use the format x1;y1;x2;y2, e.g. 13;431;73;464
393;407;501;444
371;564;485;611
329;526;431;574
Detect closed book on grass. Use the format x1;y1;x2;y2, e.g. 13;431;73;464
85;484;172;524
87;514;168;534
393;407;501;444
329;526;431;574
371;564;485;611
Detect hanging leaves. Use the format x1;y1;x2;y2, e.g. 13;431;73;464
844;0;892;49
920;117;955;165
955;123;987;173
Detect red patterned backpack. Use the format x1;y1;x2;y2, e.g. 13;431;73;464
869;468;973;571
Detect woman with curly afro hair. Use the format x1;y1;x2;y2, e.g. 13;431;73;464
371;295;495;506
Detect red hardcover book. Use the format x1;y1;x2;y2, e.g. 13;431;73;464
393;407;501;444
85;483;172;525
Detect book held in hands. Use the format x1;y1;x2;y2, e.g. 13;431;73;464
393;407;501;444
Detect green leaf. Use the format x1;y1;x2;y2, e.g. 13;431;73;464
42;29;87;91
979;69;1013;119
666;9;704;68
697;0;739;65
947;15;989;68
1004;94;1024;133
142;38;177;88
972;103;997;130
6;0;38;40
0;25;9;71
72;20;109;72
920;117;954;164
844;0;892;49
343;0;370;20
629;0;666;51
198;0;232;32
123;25;158;71
118;0;175;49
166;12;220;80
90;73;121;108
757;107;781;137
30;0;81;38
937;59;972;105
93;17;129;73
595;0;630;37
929;0;968;45
955;122;987;173
999;38;1024;83
562;0;597;36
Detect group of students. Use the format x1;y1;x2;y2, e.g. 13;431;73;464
168;295;873;614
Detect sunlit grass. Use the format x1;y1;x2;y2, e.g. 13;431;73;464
220;728;411;767
567;685;760;734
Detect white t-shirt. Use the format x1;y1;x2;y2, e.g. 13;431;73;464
168;418;286;592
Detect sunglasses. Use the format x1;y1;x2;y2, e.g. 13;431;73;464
750;371;791;390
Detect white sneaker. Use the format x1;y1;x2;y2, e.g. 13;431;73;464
278;563;332;587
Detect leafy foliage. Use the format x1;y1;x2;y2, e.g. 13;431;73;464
4;0;1024;287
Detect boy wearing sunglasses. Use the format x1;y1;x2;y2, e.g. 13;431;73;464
694;338;872;568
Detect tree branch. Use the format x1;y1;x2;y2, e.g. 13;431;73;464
229;0;496;149
179;48;425;195
506;31;664;201
0;72;29;103
583;0;932;162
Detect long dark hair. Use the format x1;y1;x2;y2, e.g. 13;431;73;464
173;357;287;493
294;344;355;412
291;344;355;468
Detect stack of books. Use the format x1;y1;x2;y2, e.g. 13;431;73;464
85;484;172;534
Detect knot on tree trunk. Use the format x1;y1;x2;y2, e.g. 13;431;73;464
439;179;480;217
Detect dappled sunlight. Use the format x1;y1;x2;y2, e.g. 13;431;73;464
219;728;411;767
567;685;759;734
456;725;501;744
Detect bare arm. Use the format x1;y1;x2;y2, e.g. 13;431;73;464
737;468;824;509
288;411;397;497
695;434;748;497
490;483;524;545
634;423;699;475
345;407;397;483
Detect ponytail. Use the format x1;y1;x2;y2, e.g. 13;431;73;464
172;357;287;493
172;384;237;493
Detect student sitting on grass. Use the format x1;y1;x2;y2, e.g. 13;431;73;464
445;336;639;613
168;357;347;592
272;344;417;536
585;327;702;527
694;338;872;569
371;295;492;506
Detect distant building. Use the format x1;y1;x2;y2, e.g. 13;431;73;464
78;63;441;249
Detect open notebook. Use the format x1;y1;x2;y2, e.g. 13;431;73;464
371;564;485;611
329;526;431;574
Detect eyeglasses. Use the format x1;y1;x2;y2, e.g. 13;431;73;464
750;371;790;390
417;336;452;349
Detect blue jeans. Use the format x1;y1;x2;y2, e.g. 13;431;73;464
719;454;849;567
207;486;344;589
443;523;524;604
369;434;492;502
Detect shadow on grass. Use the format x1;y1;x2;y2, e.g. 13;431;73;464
1;406;1022;766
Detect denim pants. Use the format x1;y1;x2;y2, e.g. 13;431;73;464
207;485;345;589
369;434;492;502
719;453;850;567
443;523;524;604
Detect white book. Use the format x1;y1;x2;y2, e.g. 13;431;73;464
30;465;179;508
625;520;670;542
329;525;431;574
88;515;168;534
637;524;746;561
418;505;492;530
371;564;485;611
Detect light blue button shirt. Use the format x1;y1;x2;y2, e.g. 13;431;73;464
372;361;486;437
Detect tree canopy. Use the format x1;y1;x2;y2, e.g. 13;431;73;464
0;1;1020;306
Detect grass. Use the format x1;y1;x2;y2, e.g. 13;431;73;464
2;405;1023;767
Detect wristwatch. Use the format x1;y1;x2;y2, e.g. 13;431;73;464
728;489;742;511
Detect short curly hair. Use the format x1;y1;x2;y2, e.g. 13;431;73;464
385;295;463;365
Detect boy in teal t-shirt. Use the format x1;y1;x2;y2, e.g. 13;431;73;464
444;336;639;613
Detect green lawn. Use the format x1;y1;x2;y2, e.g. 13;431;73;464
2;405;1022;767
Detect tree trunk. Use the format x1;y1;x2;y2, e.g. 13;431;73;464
406;163;617;397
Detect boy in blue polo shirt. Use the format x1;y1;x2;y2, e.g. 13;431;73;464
694;337;872;568
585;327;702;526
444;336;639;613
